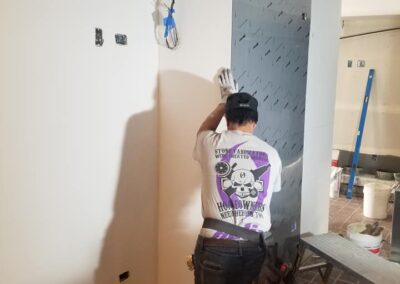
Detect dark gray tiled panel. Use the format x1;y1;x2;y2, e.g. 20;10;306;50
232;0;311;262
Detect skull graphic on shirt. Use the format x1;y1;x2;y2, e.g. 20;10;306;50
215;161;269;199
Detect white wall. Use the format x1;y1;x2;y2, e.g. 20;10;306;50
341;15;400;38
0;1;344;283
342;0;400;17
333;29;400;156
0;1;158;284
157;1;232;283
301;0;341;234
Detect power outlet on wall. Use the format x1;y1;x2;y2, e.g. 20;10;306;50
119;271;130;282
115;34;128;45
347;60;353;68
357;60;366;68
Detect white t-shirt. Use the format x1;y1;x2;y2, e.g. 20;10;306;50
193;130;282;239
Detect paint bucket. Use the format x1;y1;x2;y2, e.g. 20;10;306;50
363;183;392;219
347;223;383;254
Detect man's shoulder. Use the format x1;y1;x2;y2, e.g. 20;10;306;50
249;135;281;162
196;130;222;146
250;135;278;152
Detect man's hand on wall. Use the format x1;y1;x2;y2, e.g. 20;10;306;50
218;68;238;103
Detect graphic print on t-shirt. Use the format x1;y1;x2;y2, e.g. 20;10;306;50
216;161;269;198
214;141;271;231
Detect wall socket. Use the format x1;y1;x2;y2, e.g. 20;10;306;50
119;271;130;282
357;60;366;68
115;34;128;45
347;60;353;68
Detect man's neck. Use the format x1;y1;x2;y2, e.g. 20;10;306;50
227;123;255;133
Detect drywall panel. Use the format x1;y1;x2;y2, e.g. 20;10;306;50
342;0;400;17
157;0;232;283
0;1;158;284
232;0;311;262
341;15;400;38
333;30;400;156
301;0;341;235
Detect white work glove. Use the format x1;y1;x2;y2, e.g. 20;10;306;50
218;68;238;103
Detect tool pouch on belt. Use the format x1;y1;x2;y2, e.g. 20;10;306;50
202;219;290;284
256;236;284;284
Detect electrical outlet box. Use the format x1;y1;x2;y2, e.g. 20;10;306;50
95;28;104;47
115;34;128;45
347;60;353;68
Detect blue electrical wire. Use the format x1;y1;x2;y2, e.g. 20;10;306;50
163;0;178;49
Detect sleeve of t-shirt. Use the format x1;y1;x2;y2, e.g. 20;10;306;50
193;130;220;162
273;153;283;192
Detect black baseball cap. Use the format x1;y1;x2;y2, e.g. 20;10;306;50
225;92;258;112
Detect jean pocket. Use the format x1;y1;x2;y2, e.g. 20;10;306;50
200;259;226;283
202;260;224;272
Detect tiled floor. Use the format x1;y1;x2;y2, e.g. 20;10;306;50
329;194;393;258
295;259;362;284
295;194;394;283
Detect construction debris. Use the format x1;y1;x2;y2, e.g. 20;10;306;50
360;222;384;236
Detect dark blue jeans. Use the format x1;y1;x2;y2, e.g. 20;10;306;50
193;236;265;284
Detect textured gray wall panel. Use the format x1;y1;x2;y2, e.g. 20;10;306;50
232;0;311;262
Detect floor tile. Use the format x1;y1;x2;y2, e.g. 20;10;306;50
295;194;394;283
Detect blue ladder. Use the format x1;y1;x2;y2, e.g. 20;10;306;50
347;69;375;199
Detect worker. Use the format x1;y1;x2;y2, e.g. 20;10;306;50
192;68;283;284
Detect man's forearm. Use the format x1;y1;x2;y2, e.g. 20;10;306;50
197;103;225;135
196;68;237;135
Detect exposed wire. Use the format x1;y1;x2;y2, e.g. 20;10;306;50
163;0;179;49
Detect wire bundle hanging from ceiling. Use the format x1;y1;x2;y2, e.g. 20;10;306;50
163;0;179;49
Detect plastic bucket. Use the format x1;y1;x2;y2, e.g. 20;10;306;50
363;183;392;219
347;223;383;254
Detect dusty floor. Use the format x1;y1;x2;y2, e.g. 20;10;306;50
295;264;363;284
295;194;394;283
329;194;393;258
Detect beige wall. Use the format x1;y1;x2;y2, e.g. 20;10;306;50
157;0;232;283
333;29;400;156
0;1;158;283
342;0;400;17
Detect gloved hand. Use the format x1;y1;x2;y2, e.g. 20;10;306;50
218;68;238;103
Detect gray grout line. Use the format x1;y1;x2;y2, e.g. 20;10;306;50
334;197;360;216
336;279;359;284
340;208;359;232
309;271;319;283
332;271;343;284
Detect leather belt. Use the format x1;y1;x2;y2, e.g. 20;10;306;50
198;236;262;248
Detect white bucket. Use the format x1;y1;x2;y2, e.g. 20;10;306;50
347;223;383;254
363;183;392;219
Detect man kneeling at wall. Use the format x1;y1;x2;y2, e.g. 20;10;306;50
191;68;283;284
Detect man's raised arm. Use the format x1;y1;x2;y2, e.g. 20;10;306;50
197;68;238;135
